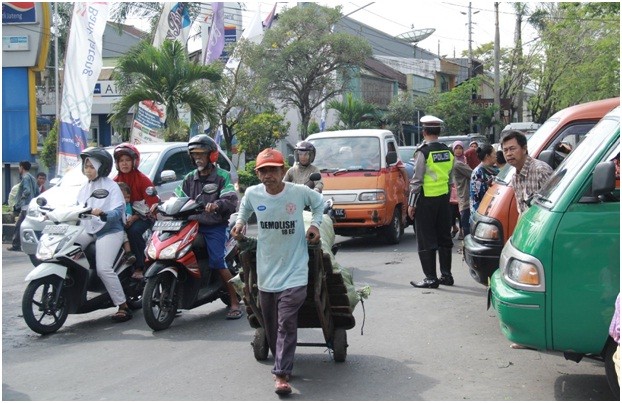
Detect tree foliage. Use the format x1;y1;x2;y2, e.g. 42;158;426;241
40;120;59;171
235;111;290;159
384;93;420;146
528;2;619;121
110;39;221;130
243;4;372;139
327;93;380;130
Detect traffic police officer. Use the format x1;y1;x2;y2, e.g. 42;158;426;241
408;115;455;288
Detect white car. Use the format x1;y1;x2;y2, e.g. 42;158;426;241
20;142;238;265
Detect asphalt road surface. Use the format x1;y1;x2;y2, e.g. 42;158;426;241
2;229;615;401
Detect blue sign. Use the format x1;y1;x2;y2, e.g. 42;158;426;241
2;2;37;24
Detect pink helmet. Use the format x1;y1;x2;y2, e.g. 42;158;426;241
113;143;140;170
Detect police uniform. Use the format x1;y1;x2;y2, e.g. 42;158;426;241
408;115;455;288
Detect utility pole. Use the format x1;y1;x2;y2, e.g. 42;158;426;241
461;2;479;79
494;2;500;140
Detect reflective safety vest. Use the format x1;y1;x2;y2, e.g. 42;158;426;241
422;143;453;197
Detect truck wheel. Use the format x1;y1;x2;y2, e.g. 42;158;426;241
380;208;403;244
604;338;620;399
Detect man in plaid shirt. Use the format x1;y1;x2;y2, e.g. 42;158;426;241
501;131;553;215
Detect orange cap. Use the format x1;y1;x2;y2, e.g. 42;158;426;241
255;148;285;169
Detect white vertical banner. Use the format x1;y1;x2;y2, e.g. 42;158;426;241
57;2;109;176
153;2;191;48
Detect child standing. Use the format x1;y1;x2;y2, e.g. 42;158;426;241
117;182;137;266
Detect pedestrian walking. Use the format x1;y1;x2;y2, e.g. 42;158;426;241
8;161;38;252
407;115;455;288
231;148;324;395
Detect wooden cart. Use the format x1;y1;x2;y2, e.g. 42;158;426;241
239;243;356;362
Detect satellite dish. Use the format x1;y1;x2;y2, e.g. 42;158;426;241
396;28;436;44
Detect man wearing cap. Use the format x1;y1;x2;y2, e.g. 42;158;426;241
231;148;324;395
408;115;455;288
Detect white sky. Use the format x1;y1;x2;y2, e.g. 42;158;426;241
127;1;539;58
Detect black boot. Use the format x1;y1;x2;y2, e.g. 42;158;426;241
411;250;439;288
438;247;454;286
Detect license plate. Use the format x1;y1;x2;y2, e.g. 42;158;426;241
153;220;184;231
43;224;67;235
333;209;346;218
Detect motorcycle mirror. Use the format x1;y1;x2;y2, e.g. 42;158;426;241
36;197;47;207
201;183;219;195
145;186;158;197
91;189;109;199
309;172;321;181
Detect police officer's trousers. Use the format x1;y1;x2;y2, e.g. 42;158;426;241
414;193;454;278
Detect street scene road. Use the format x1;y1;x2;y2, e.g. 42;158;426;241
2;230;615;401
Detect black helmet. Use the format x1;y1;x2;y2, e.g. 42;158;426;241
80;147;113;179
188;134;219;166
294;141;316;165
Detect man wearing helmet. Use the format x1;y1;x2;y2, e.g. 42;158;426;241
283;141;323;192
175;135;242;319
77;147;133;322
113;143;159;280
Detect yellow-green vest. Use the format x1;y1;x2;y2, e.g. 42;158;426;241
422;144;453;197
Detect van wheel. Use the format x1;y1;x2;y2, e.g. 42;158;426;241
604;337;620;399
380;208;403;244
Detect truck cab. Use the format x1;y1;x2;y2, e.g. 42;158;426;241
490;106;620;397
306;129;408;244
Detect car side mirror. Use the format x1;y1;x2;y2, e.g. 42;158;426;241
386;151;398;165
160;170;177;183
49;177;60;186
592;161;615;197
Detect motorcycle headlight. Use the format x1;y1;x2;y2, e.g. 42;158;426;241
147;241;157;260
359;191;385;202
473;222;501;241
36;243;55;260
160;241;182;260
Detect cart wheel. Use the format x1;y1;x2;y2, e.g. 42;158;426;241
332;328;348;362
252;328;269;361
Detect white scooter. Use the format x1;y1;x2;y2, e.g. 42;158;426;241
21;189;143;335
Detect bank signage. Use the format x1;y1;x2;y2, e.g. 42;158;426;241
2;2;37;24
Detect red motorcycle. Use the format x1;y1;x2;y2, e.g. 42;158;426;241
141;185;238;331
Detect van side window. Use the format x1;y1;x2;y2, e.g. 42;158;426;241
549;123;595;152
387;141;397;166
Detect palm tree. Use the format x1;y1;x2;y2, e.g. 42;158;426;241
110;39;221;131
327;93;380;130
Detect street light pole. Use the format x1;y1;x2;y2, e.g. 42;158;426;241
54;2;60;122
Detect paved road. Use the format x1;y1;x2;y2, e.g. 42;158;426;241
2;230;615;400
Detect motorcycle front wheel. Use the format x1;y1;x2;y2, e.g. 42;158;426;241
142;271;178;331
22;275;68;335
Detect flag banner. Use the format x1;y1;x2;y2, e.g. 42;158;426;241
263;3;276;29
203;2;224;64
224;7;264;71
57;2;109;176
153;2;191;48
130;100;167;144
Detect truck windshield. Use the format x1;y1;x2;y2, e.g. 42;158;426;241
535;117;620;208
310;137;381;171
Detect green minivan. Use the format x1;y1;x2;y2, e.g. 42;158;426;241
490;106;620;396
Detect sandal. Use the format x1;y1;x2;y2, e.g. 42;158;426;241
111;307;133;322
274;377;292;395
226;308;243;320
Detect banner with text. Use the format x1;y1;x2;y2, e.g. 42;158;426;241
57;2;109;175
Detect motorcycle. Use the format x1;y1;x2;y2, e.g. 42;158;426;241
21;189;144;335
141;185;239;331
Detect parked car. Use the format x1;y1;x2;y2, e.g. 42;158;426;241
464;97;620;285
490;106;620;398
20;142;238;266
437;134;488;149
307;129;409;244
499;122;541;142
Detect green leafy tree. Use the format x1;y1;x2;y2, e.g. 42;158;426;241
40;120;59;171
384;93;419;145
243;4;372;139
109;39;221;131
327;93;380;130
235;111;290;159
528;3;620;122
